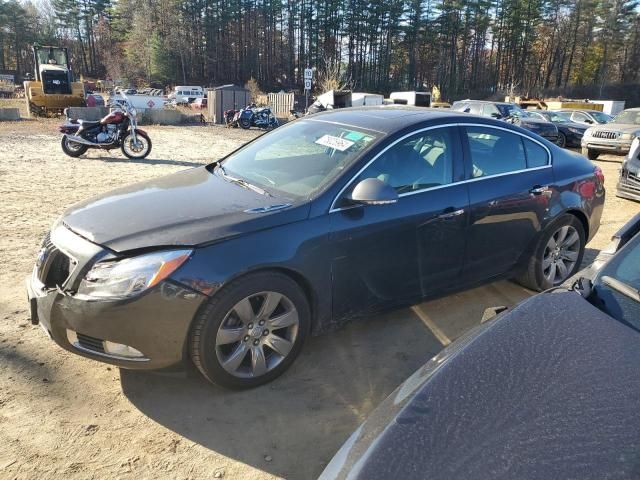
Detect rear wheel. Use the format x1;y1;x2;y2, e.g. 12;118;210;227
239;118;252;129
581;147;599;160
517;214;586;291
121;131;152;159
61;136;88;157
189;271;310;389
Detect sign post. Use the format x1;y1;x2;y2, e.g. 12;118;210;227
304;68;313;112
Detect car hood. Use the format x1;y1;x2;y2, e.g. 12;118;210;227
321;291;640;480
558;121;587;130
590;123;640;134
517;118;558;134
61;166;309;252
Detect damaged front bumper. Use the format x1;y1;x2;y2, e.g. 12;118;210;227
26;223;206;370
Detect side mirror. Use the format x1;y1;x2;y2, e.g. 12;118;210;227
350;178;398;206
585;119;594;124
490;112;502;119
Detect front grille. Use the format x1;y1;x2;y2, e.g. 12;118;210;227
592;130;621;140
620;171;640;192
76;333;105;353
35;234;74;289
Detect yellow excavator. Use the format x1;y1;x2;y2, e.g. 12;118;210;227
24;45;85;117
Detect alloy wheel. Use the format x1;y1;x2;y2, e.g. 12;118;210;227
542;225;580;285
215;291;299;378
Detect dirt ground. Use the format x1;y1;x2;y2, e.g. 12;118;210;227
0;116;639;480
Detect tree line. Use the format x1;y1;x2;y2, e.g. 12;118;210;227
0;0;638;101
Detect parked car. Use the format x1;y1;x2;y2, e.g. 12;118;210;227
618;137;640;202
451;100;559;143
581;108;640;159
85;93;105;108
554;108;613;126
26;107;604;389
190;97;207;110
320;213;640;480
525;110;587;148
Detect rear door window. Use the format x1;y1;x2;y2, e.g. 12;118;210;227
465;127;526;177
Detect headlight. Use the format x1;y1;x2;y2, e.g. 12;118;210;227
78;249;192;299
568;127;584;134
621;132;638;140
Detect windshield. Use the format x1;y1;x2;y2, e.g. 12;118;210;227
591;111;613;123
612;110;640;125
593;234;640;328
496;104;524;117
545;111;572;122
36;47;67;67
220;120;381;199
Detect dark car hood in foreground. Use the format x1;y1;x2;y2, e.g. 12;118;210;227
321;291;640;480
61;166;308;252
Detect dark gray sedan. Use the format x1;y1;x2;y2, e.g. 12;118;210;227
321;214;640;480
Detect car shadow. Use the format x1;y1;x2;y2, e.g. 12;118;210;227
582;247;600;268
89;155;206;168
120;308;442;479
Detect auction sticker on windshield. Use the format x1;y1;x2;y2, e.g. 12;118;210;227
315;135;355;151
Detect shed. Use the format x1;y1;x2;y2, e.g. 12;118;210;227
207;84;251;124
317;90;352;109
591;100;626;116
351;92;384;107
390;91;431;107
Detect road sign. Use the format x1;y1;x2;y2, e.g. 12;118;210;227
304;68;313;80
304;79;312;90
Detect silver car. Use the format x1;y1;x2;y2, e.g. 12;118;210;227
582;108;640;159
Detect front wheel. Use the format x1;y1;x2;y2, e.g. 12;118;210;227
517;214;586;291
61;136;88;157
581;147;599;160
239;118;252;129
121;131;152;159
189;271;310;389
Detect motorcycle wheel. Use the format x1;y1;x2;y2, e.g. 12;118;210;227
121;131;152;159
61;136;88;158
239;118;252;129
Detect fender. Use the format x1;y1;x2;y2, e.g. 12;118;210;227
133;128;149;136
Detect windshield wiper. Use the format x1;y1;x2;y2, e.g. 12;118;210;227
218;167;272;197
602;276;640;303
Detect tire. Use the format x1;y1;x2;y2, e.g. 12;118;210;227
121;131;152;159
517;214;586;291
581;147;599;160
189;271;311;389
61;136;88;157
239;118;252;129
557;132;567;148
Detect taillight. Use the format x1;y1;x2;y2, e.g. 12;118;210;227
594;166;605;184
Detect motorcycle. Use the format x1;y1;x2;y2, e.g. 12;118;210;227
237;104;279;130
58;94;152;159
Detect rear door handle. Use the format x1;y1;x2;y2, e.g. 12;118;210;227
530;185;550;195
438;208;465;220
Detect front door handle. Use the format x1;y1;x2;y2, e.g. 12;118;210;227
438;208;465;220
530;185;550;195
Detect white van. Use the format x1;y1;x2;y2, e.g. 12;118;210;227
172;86;204;104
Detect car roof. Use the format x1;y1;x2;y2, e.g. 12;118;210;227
306;106;498;134
556;109;602;113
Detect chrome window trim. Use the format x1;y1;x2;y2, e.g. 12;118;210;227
329;122;552;213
